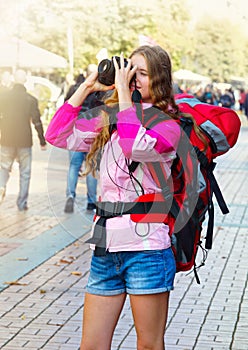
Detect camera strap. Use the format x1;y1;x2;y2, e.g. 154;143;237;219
131;89;142;103
131;79;143;122
131;79;142;103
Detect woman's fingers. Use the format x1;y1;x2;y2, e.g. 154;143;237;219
113;56;119;70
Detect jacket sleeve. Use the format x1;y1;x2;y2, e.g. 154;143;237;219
116;106;180;163
30;96;46;146
45;103;101;152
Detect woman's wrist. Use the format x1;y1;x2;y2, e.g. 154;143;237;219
117;87;132;111
68;82;92;107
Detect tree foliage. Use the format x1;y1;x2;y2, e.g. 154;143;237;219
193;17;247;82
0;0;248;82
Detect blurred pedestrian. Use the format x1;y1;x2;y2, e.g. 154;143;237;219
228;87;235;109
194;87;204;102
202;85;215;104
64;73;85;102
0;71;12;93
0;69;47;211
64;151;98;213
244;89;248;119
63;72;101;213
220;89;233;108
238;88;246;113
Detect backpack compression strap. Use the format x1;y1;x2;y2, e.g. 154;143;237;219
194;149;229;249
204;161;229;249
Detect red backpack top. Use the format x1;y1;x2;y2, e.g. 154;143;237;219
175;93;240;157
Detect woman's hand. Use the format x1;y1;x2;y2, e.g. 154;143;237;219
113;53;137;111
84;71;115;93
68;71;114;107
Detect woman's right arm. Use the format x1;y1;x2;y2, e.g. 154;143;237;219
45;102;98;150
45;73;114;151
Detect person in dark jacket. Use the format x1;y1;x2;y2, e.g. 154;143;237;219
64;73;98;213
220;89;234;108
0;69;46;211
244;89;248;120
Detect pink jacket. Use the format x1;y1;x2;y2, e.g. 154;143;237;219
45;102;181;252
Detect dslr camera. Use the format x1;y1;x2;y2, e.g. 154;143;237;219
98;56;130;86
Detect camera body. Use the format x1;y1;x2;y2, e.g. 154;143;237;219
97;56;128;86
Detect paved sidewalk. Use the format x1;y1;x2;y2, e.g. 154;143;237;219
0;123;247;350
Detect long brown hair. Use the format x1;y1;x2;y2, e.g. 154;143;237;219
85;45;206;176
130;45;179;116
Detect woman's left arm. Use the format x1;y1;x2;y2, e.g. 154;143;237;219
117;106;180;163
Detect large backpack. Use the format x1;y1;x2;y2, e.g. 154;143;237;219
130;93;241;283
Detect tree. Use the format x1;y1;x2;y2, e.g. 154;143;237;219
1;0;248;83
193;17;248;82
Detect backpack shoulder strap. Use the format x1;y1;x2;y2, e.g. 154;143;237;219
147;161;180;219
128;108;172;174
128;110;184;219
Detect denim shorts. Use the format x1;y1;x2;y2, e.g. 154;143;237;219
86;248;176;296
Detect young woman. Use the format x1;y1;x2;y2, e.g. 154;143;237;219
46;45;182;350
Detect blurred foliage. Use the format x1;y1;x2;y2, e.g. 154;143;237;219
0;0;248;83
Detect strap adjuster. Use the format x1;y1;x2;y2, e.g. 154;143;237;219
114;201;125;216
96;201;126;217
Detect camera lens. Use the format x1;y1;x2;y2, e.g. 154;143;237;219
98;58;115;86
97;56;131;86
98;59;112;75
